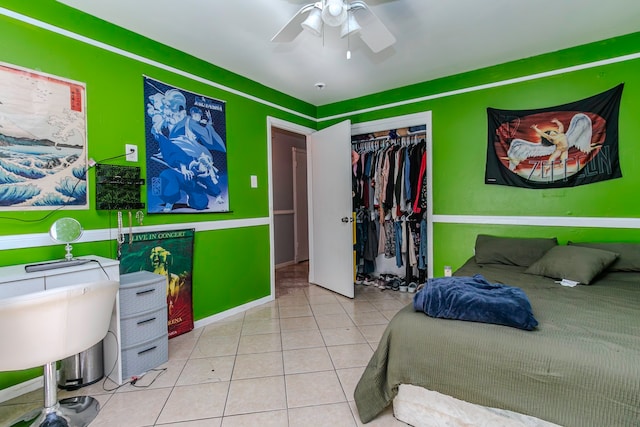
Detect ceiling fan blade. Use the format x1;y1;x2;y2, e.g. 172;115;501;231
271;3;319;42
350;1;396;53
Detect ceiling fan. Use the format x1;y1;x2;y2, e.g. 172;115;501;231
271;0;396;53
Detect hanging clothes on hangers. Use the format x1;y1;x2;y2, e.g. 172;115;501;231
352;129;429;279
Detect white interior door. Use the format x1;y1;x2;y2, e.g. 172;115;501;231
308;120;354;298
293;147;309;263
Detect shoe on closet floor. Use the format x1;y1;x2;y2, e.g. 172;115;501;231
363;275;377;286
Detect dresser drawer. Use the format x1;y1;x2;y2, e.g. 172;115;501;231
119;271;166;316
121;334;168;380
120;306;167;348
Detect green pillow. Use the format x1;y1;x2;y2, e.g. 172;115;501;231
568;242;640;272
525;245;619;285
474;235;558;267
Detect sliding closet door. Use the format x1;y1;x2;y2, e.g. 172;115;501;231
308;120;354;298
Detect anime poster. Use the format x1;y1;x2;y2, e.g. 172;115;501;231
486;84;623;189
119;229;195;339
143;76;229;213
0;62;87;209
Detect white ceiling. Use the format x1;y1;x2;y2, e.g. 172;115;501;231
57;0;640;106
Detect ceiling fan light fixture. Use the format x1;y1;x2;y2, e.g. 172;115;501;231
322;0;347;27
272;0;395;53
340;11;361;38
301;6;323;37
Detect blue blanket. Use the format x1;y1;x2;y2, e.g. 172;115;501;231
413;274;538;330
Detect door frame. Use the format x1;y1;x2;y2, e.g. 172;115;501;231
351;111;434;278
292;146;309;263
267;117;314;298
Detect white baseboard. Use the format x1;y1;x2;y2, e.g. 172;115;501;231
275;260;296;270
193;295;274;330
0;376;43;404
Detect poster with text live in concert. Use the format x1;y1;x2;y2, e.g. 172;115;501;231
486;84;623;189
119;229;194;339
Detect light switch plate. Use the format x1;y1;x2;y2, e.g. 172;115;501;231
250;175;258;188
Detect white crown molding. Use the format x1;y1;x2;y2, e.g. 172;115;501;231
0;7;316;122
2;7;638;123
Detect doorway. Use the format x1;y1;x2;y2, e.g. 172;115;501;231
268;118;355;299
274;261;309;297
270;125;310;296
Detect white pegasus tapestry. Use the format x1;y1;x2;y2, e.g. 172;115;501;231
486;84;623;189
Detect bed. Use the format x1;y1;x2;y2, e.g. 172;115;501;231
354;236;640;426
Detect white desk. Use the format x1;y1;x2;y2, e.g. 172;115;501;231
0;257;168;386
0;256;120;298
0;256;121;385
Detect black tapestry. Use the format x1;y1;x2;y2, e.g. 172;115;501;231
485;84;623;189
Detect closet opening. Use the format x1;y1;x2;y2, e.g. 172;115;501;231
352;125;429;292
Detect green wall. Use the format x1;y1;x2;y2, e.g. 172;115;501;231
433;223;640;279
321;32;640;276
0;0;314;390
1;0;639;392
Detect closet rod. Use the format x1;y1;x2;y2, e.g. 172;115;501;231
351;135;391;144
351;130;426;145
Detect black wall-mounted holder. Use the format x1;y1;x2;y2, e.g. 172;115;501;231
95;164;145;210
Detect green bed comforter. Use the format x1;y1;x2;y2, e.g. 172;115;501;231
354;259;640;426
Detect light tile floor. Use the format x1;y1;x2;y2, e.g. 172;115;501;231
1;264;412;426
